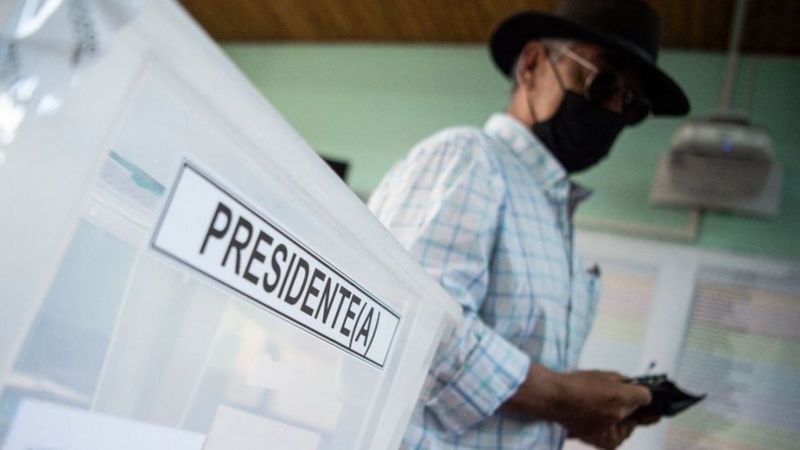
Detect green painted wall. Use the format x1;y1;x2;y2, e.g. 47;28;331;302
223;44;799;261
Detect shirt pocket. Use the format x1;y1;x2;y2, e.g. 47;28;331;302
567;264;602;365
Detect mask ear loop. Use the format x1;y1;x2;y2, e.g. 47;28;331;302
544;45;568;93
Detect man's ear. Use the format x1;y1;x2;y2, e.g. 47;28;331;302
515;41;544;90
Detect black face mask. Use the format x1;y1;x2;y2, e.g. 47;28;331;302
532;91;626;174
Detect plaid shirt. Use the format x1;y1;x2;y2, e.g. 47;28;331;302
368;114;601;449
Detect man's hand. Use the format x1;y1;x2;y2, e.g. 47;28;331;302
553;370;651;438
501;365;653;448
570;415;637;449
569;409;662;449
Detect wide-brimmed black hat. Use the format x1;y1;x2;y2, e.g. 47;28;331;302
490;0;689;116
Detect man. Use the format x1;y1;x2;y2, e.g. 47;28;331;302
368;0;689;449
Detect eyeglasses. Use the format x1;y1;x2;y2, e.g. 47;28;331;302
548;45;652;125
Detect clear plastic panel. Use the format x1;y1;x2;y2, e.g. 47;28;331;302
0;1;460;448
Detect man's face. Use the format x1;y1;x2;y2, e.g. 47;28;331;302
523;41;647;125
509;40;652;173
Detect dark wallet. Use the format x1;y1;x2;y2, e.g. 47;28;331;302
630;374;705;417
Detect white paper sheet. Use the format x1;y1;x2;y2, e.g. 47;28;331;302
2;399;204;450
204;405;321;450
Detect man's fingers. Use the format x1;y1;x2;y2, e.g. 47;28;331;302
602;371;629;382
606;418;637;448
638;414;662;426
632;409;662;426
612;384;652;420
625;384;652;407
619;420;636;441
585;421;636;450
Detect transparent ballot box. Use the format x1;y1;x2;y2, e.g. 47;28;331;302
0;1;460;448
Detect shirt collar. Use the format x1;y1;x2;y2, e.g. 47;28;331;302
568;182;593;218
484;113;567;192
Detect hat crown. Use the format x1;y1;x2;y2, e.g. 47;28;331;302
557;0;661;62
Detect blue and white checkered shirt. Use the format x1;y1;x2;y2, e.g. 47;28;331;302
369;113;601;449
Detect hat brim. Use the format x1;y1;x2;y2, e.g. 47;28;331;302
491;12;690;116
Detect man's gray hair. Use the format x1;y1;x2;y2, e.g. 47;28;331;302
509;38;576;93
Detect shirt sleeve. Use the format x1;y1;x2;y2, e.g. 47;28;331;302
368;134;531;434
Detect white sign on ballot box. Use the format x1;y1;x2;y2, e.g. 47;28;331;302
152;162;400;368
